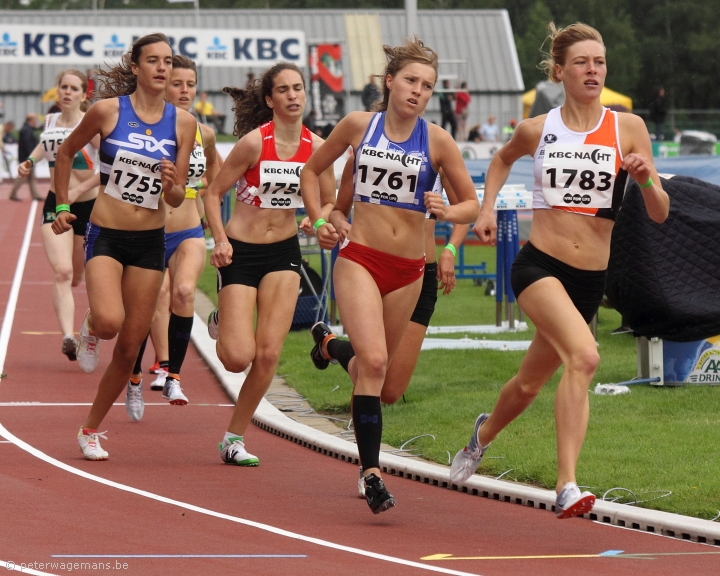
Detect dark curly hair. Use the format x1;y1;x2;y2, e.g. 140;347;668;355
223;62;304;138
96;33;172;99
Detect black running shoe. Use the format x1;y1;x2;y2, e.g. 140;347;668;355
309;322;336;370
364;473;396;514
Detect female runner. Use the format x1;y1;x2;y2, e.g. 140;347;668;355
124;55;219;421
17;70;99;362
449;23;669;519
52;33;196;460
301;38;479;514
204;63;336;467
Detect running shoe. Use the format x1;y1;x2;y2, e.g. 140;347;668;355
208;309;219;340
77;310;100;374
162;377;189;406
148;360;161;374
77;428;108;461
309;321;337;370
449;413;491;484
150;368;168;391
357;466;366;498
125;381;144;422
364;473;396;514
62;335;78;362
219;436;259;466
555;482;596;519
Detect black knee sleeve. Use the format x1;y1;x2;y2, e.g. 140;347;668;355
327;338;355;373
352;395;382;471
168;313;193;374
133;333;149;375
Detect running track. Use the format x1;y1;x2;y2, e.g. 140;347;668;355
0;188;718;575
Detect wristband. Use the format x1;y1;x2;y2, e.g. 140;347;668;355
444;243;457;258
640;177;654;188
214;241;229;248
55;203;71;214
313;218;327;231
197;181;202;190
28;157;35;167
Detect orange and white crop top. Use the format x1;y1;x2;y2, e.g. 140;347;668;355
533;106;628;220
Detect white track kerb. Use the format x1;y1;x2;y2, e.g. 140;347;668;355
191;315;720;547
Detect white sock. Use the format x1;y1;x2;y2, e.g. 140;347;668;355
224;431;242;443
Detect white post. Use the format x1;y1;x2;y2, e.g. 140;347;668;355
193;0;201;30
405;0;418;39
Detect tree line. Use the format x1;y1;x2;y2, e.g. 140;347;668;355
7;0;716;111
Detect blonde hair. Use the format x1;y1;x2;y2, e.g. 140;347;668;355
539;22;604;83
375;37;439;112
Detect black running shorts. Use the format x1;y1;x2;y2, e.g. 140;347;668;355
217;235;302;291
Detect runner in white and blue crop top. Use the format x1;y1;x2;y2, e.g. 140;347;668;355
50;33;197;461
300;37;479;514
457;22;669;519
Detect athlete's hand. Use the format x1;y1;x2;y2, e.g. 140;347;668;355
472;209;497;246
328;210;351;245
316;222;339;250
17;160;32;179
424;192;447;220
299;217;314;236
160;158;178;194
51;211;76;235
622;153;652;187
210;241;233;268
437;248;457;295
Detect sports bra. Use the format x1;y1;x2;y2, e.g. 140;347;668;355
533;106;628;220
235;121;313;210
41;113;97;170
353;112;438;214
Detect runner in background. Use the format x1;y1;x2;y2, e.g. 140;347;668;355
301;37;479;514
17;69;99;363
52;33;196;460
125;54;219;420
204;63;336;467
450;22;669;518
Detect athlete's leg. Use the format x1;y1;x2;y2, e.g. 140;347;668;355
150;271;171;365
215;284;257;374
83;264;164;430
40;224;75;338
380;321;428;405
71;233;86;287
225;270;300;436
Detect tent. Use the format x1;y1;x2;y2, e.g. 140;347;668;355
522;84;633;118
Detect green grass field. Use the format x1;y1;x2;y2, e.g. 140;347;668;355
199;244;720;520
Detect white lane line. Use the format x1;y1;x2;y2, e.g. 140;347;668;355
0;200;37;375
0;422;481;576
0;559;58;575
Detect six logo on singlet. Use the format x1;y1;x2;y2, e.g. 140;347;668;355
106;133;176;155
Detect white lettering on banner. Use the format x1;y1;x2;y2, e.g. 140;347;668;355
0;25;305;66
541;143;616;209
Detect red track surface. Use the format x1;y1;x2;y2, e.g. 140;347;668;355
1;186;718;575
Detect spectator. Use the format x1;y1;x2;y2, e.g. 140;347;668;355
648;87;667;141
2;121;16;144
9;113;42;201
303;109;317;133
502;118;517;142
361;75;380;112
246;71;256;88
467;124;481;142
194;91;226;134
455;81;471;141
439;79;457;139
86;68;96;101
480;115;499;142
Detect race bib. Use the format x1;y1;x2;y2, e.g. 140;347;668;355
541;143;616;210
186;143;207;189
355;146;422;206
253;160;304;209
40;127;73;163
104;149;163;209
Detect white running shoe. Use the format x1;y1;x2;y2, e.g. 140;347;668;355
357;466;366;498
208;309;219;340
162;377;188;405
77;428;108;460
555;482;596;519
77;310;100;374
150;368;168;391
125;381;144;422
449;413;491;484
219;436;259;466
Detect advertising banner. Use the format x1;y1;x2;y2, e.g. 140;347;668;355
663;337;720;385
0;25;305;67
308;43;345;128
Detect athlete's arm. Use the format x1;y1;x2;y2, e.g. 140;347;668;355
437;170;470;295
201;124;220;189
68;172;101;204
164;109;197;208
328;155;355;244
472;116;542;245
205;130;261;268
426;124;479;225
620;113;669;223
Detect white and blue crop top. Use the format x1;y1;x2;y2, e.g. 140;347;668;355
99;95;177;209
353;112;438;213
